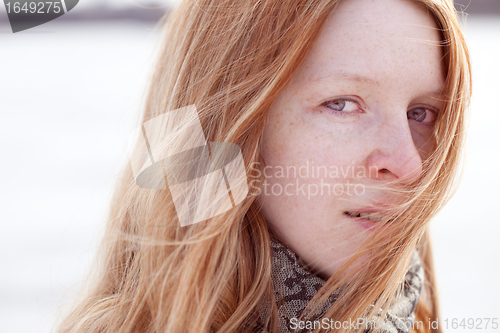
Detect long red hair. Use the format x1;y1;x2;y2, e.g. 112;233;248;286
56;1;470;332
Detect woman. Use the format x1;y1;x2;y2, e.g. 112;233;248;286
56;0;471;332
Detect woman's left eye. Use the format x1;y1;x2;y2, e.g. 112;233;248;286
407;107;436;124
323;99;360;113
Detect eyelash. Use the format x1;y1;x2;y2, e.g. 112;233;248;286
407;106;439;127
321;97;363;116
322;98;439;124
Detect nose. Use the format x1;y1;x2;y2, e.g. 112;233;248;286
365;117;423;184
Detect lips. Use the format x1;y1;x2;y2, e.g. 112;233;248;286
343;210;387;222
343;204;398;224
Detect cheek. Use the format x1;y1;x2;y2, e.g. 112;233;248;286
263;109;347;167
260;112;358;223
260;107;338;213
410;125;436;160
262;119;333;180
261;103;375;190
261;99;307;163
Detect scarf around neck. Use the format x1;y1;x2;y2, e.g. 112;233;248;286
256;237;424;333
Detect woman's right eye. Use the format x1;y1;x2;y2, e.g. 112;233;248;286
323;98;361;113
407;107;437;125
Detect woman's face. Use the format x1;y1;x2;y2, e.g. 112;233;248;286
259;0;445;278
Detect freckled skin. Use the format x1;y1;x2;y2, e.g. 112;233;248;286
258;0;445;279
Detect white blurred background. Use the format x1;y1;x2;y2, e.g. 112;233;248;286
0;1;498;332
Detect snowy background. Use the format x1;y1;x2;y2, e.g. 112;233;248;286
0;1;499;332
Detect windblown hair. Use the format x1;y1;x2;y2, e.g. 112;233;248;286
56;0;471;332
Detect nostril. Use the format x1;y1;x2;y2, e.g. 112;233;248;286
379;168;390;173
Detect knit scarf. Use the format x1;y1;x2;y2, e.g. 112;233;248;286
256;237;424;333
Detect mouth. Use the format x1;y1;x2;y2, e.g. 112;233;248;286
343;210;389;223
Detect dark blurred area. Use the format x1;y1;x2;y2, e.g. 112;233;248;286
0;2;171;25
54;4;170;23
454;0;500;15
0;1;498;26
50;1;500;22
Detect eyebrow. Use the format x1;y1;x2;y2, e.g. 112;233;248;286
311;70;446;102
311;70;381;87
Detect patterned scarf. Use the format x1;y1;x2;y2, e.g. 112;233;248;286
256;237;424;333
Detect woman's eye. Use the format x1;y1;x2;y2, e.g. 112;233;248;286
324;99;360;113
407;107;436;124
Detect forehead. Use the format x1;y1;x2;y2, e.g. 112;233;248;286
294;0;445;95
